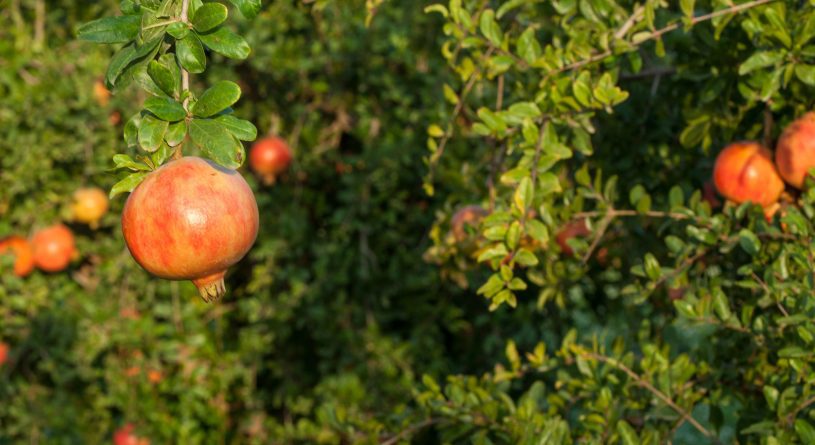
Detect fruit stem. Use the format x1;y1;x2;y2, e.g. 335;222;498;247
192;272;227;303
176;0;191;161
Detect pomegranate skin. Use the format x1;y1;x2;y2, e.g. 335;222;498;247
249;137;292;184
121;157;259;302
776;113;815;189
556;219;591;257
713;142;784;207
0;342;8;367
0;236;35;277
31;224;76;272
451;205;487;241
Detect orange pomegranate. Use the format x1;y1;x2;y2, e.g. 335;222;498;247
775;113;815;189
0;342;8;367
121;157;259;302
72;187;109;228
93;79;111;107
555;219;591;257
0;236;35;277
31;224;76;272
451;205;487;242
712;142;784;207
249;136;293;184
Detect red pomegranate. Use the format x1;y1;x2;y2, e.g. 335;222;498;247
451;205;488;242
249;136;293;184
113;424;150;445
121;157;259;302
31;224;77;272
712;142;784;207
0;236;35;277
0;342;8;367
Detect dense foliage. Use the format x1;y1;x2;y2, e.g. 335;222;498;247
4;0;815;443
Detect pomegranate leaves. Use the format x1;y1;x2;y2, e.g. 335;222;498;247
79;0;260;198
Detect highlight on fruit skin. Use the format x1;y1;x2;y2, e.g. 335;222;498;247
712;141;784;208
72;187;109;228
0;236;35;277
249;136;293;185
450;205;488;242
775;112;815;189
31;224;77;273
121;156;259;302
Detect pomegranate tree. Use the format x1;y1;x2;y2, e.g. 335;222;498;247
249;136;293;184
122;157;259;302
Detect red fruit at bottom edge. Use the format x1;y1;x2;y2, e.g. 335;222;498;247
249;136;293;184
114;424;150;445
0;342;9;367
0;236;35;277
121;157;259;302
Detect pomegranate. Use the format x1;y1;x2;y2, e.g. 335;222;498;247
712;142;784;208
249;136;293;184
0;342;8;367
555;219;591;257
0;236;35;277
113;424;150;445
72;187;109;228
121;156;259;302
775;112;815;189
451;205;487;241
31;224;77;272
93;79;111;107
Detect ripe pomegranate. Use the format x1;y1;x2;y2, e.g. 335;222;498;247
556;219;591;257
451;205;488;242
31;224;77;272
776;113;815;189
93;79;111;107
712;142;784;208
0;236;35;277
121;157;259;302
0;342;8;367
249;136;293;184
113;424;150;445
72;187;109;228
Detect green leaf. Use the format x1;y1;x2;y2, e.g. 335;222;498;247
513;248;538;266
644;253;660;280
227;0;261;19
738;51;784;75
164;121;187;147
795;419;815;444
78;15;141;43
138;115;169;152
214;114;257;141
112;154;152;171
148;55;181;97
192;80;241;117
198;27;251;59
176;33;206;73
144;96;186;121
189;118;245;168
105;43;138;87
477;274;504;298
124;113;141;148
192;3;228;32
617;420;639;445
167;22;189;39
712;287;732;321
514;177;533;212
479;9;502;46
517;27;541;65
795;64;815;86
738;229;761;256
110;172;149;199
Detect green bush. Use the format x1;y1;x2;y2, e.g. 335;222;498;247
3;0;815;444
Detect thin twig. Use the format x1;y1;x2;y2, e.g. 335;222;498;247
580;351;720;443
175;0;191;160
380;418;440;445
552;0;778;75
